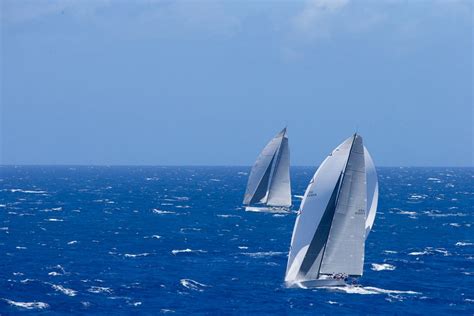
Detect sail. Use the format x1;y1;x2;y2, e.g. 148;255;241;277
243;128;287;205
364;146;378;237
267;135;291;207
285;136;354;283
318;135;366;277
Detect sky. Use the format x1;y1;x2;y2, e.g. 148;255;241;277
1;0;473;166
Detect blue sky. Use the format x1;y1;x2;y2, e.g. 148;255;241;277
1;0;472;166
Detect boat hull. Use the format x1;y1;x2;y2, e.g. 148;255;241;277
245;206;291;213
287;279;347;288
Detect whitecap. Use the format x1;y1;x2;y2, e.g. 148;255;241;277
448;223;461;227
408;250;430;256
273;214;287;217
371;263;396;271
3;299;49;310
209;179;221;182
434;248;450;256
455;242;473;246
152;209;175;215
180;279;209;292
175;196;190;201
241;251;286;258
124;253;150;258
45;218;63;222
10;189;47;194
51;284;77;296
16;246;27;250
48;272;62;276
67;240;78;245
424;210;467;217
397;210;417;216
237;172;248;175
171;249;207;255
217;214;241;218
161;308;176;313
325;285;420;295
383;250;398;254
180;228;201;233
151;235;162;239
238;246;248;250
88;286;113;294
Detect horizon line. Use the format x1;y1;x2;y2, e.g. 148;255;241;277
1;164;473;168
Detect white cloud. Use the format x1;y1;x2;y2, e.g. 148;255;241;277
292;0;349;38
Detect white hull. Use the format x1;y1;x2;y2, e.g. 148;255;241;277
287;278;347;288
245;206;291;214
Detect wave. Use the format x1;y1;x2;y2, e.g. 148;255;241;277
3;299;49;310
408;251;430;256
324;285;420;295
40;207;63;212
124;253;150;258
371;263;396;271
9;189;47;194
217;214;241;218
172;249;207;255
152;209;176;215
397;210;417;216
51;284;77;296
45;218;64;222
48;272;62;276
241;251;286;258
423;210;467;217
88;286;113;294
455;241;473;246
180;279;209;292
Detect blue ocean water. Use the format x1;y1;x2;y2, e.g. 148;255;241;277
0;166;472;315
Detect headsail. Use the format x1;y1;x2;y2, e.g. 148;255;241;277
318;135;366;277
267;135;291;207
243;128;291;208
364;147;378;237
285;134;378;285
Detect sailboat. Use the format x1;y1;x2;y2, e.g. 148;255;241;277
243;128;292;213
285;134;378;287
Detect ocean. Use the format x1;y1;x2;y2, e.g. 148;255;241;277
0;166;472;314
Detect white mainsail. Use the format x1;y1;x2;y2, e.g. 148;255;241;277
285;134;378;286
243;128;291;209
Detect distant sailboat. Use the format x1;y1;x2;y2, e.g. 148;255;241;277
285;134;378;287
243;128;291;213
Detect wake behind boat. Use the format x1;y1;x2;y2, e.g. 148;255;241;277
243;128;292;213
285;134;378;288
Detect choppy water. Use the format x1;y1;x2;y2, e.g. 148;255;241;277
0;166;473;314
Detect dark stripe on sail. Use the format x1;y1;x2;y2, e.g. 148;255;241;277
249;153;276;204
298;173;342;276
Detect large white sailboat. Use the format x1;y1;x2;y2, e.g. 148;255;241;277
285;134;378;287
243;128;292;213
